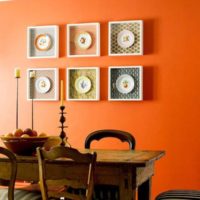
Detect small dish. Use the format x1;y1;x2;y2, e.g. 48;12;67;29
34;34;52;51
35;76;51;94
117;30;135;49
75;32;92;49
116;74;135;94
75;76;91;94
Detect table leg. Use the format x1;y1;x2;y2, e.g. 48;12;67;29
138;177;152;200
119;166;135;200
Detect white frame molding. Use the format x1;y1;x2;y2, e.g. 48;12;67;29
108;20;143;56
27;67;59;101
108;66;143;101
67;67;100;101
67;22;100;57
27;25;59;59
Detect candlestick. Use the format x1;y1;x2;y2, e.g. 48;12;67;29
59;105;68;146
30;71;35;130
30;70;36;78
15;68;20;129
60;80;64;106
14;68;20;78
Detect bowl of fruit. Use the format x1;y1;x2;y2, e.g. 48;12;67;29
0;128;49;156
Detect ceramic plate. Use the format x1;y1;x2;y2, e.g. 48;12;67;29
34;34;52;51
116;74;134;94
75;76;91;94
117;30;135;49
75;32;92;49
35;76;51;94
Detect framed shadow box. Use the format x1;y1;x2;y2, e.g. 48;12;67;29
67;67;100;101
108;66;143;101
67;23;100;57
27;25;59;59
27;68;59;101
108;20;143;56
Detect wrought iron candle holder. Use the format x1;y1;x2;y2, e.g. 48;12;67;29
59;105;68;146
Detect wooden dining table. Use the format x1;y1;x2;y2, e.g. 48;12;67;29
0;149;165;200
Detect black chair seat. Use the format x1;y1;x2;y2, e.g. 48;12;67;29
156;190;200;200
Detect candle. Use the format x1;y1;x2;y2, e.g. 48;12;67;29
30;70;36;78
60;80;64;106
14;68;20;78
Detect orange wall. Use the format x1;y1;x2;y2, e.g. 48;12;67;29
0;0;200;198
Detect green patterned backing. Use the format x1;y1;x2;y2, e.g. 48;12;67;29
69;69;97;99
110;67;141;100
111;22;142;54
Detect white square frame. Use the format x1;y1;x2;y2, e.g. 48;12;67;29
67;23;100;57
108;66;143;101
27;25;59;59
67;67;100;101
108;20;143;56
27;68;59;101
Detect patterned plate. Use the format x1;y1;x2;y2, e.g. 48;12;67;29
35;76;51;94
75;32;92;49
116;74;134;94
34;34;52;51
117;30;135;49
75;76;91;94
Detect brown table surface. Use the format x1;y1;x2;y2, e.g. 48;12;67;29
0;149;165;200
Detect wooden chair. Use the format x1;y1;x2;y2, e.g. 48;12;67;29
0;147;42;200
155;190;200;199
37;146;97;200
85;129;135;150
0;147;17;200
84;129;136;200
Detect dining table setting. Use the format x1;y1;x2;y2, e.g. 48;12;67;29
0;69;165;200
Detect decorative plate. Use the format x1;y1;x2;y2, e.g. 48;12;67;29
116;74;135;94
34;34;52;51
117;30;135;49
75;32;92;49
75;76;91;94
35;76;51;94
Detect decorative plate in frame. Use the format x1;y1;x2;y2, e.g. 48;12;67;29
75;32;92;50
27;68;59;101
116;74;135;94
75;76;92;94
67;67;100;101
109;20;143;56
35;76;51;94
27;25;59;59
117;30;135;49
34;34;52;51
67;23;100;57
108;66;143;101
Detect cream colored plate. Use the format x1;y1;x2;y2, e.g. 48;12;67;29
35;34;52;51
75;32;92;49
117;30;135;49
116;74;134;94
35;76;51;94
75;76;91;94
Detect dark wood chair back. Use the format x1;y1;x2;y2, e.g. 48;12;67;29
37;146;97;200
85;129;136;150
0;147;17;200
84;130;135;200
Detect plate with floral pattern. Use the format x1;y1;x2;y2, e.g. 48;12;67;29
34;34;52;51
117;30;135;49
116;74;134;94
75;76;91;94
